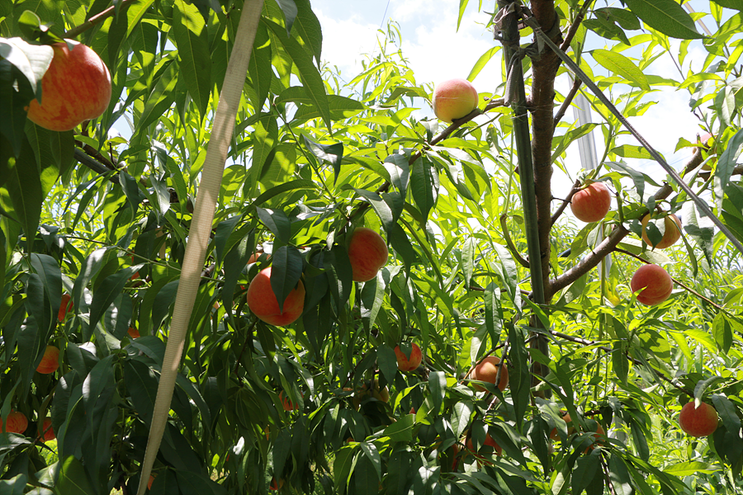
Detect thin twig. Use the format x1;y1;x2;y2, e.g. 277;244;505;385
553;78;582;128
65;0;138;38
499;214;530;268
560;0;595;52
550;180;582;225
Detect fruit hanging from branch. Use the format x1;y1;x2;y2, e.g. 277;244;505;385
570;181;611;223
348;227;388;282
25;41;112;132
246;267;305;326
679;401;718;437
432;78;478;122
468;356;508;392
630;264;673;306
641;212;682;249
394;342;422;371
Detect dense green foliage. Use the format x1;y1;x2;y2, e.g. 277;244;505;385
1;0;743;494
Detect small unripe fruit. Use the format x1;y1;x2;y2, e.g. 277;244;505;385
679;401;718;437
570;182;611;223
247;267;305;326
2;411;28;434
348;228;388;282
36;345;60;374
630;264;673;306
26;41;112;131
394;342;422;371
641;213;682;249
432;79;479;122
469;356;508;392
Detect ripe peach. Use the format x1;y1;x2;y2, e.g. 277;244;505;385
679;401;718;437
469;356;508;392
279;391;302;412
58;293;73;321
26;41;112;132
127;327;140;339
432;79;479;122
36;345;60;374
466;434;502;457
148;475;155;490
269;478;284;491
630;264;673;306
246;267;305;326
570;182;611;223
39;417;55;442
2;411;28;434
394;342;422;371
641;213;682;249
348;228;388;282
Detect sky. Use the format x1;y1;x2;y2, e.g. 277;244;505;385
309;0;722;199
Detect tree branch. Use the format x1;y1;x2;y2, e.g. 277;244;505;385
64;0;139;38
553;78;582;128
551;180;582;225
500;214;530;268
560;0;595;52
548;224;629;294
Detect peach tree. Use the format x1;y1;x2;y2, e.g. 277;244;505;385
1;0;743;494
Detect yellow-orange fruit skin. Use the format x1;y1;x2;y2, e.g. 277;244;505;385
432;79;478;122
469;356;508;392
2;411;28;434
247;267;305;326
394;343;422;371
127;327;140;339
641;213;682;249
570;182;611;223
630;264;673;306
36;345;60;374
348;228;388;282
679;402;718;437
26;42;112;131
279;391;301;412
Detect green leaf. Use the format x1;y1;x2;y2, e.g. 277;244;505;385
88;267;140;340
256;207;291;244
716;128;743;201
572;453;600;495
172;0;212;121
552;123;599;162
56;456;95;495
383;414;415;443
410;156;439;223
712;312;733;353
623;0;704;39
608;453;633;495
711;394;741;434
0;37;53;98
175;469;228;495
592;49;650;91
467;46;500;81
123;360;158;425
292;0;323;64
456;0;470;31
383;153;410;197
428;371;446;414
663;461;720;476
264;19;331;131
377;345;397;384
303;134;343;184
7;137;42;240
269;245;304;313
712;0;743;10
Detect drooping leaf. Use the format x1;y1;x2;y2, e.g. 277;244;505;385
623;0;704;39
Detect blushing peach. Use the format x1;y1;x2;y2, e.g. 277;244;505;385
348;228;388;282
679;401;718;437
58;293;73;321
247;267;305;326
127;327;140;339
466;434;502;457
469;356;508;392
630;264;673;306
39;417;55;442
432;79;479;122
279;391;302;412
36;345;60;374
570;182;611;223
394;342;422;371
2;411;28;434
26;41;112;131
641;213;682;249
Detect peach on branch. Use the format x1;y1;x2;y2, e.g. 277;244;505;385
127;326;140;339
279;391;302;412
641;213;682;249
39;417;55;442
58;293;73;321
432;79;478;122
2;411;28;434
468;356;508;392
36;345;60;374
246;267;305;326
679;401;718;437
394;342;422;371
630;264;673;306
26;41;112;132
348;227;388;282
466;434;502;457
570;181;611;223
